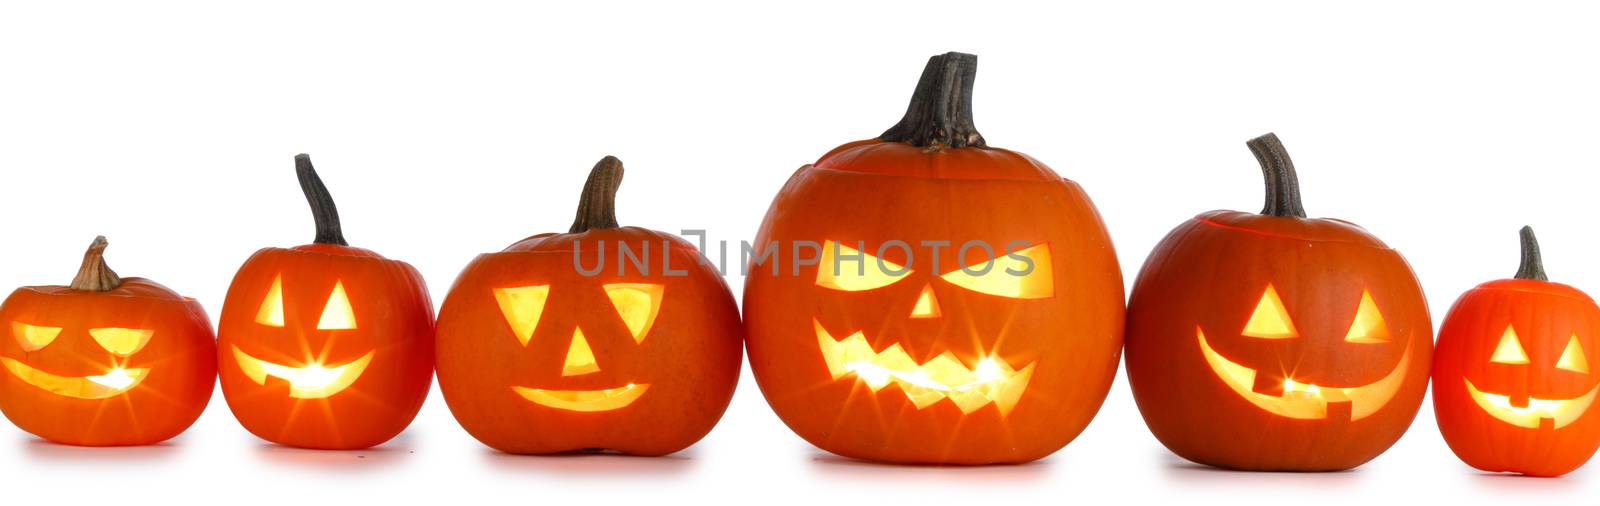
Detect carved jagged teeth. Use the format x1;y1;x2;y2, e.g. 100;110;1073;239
814;320;1034;416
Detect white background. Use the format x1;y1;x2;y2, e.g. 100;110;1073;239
2;1;1599;503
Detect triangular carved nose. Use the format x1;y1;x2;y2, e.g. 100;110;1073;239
562;328;601;376
910;283;940;319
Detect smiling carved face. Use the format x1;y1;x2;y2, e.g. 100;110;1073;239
1197;284;1413;422
0;239;215;447
435;155;743;456
216;246;434;450
1434;272;1600;476
435;230;744;456
1125;210;1434;472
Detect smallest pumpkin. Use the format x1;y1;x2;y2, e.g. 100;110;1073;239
1434;226;1600;476
0;237;217;446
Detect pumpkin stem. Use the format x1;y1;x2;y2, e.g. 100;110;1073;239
70;236;122;292
1515;225;1548;281
295;154;348;246
879;52;986;149
1248;132;1307;218
569;156;624;233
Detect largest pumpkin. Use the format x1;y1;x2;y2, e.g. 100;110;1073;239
743;52;1125;464
1124;133;1432;471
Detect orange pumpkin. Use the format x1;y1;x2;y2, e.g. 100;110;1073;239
436;156;742;455
0;237;216;446
216;154;434;449
742;52;1125;464
1434;227;1600;476
1124;133;1432;471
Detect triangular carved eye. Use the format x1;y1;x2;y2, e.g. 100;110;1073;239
1242;284;1298;339
494;285;550;346
1558;334;1589;374
316;281;357;330
1343;290;1390;343
255;275;286;327
604;283;664;344
1491;325;1529;364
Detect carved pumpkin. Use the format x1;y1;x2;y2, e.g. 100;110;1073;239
0;237;216;446
742;52;1125;464
217;154;434;450
435;156;742;455
1434;227;1600;476
1124;133;1432;471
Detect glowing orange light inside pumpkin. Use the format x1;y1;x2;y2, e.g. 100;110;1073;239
816;241;909;291
513;383;650;412
814;320;1034;415
1343;291;1389;343
1491;325;1530;364
1466;378;1598;429
562;329;601;377
603;283;664;343
0;358;149;399
1197;327;1410;420
1242;284;1297;338
910;284;940;318
231;346;375;399
938;243;1054;299
255;276;286;327
88;327;155;356
11;322;62;351
316;281;357;330
1558;334;1589;374
493;285;550;346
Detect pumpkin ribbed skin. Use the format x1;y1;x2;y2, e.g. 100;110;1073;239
1433;229;1600;477
0;239;215;447
1125;212;1431;470
436;156;743;455
216;154;435;450
745;143;1124;464
217;246;434;449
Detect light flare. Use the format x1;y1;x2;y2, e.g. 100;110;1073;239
815;319;1034;416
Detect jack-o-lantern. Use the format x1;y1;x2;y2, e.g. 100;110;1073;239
435;156;742;455
742;52;1125;464
216;154;434;450
0;237;216;446
1434;227;1600;476
1124;133;1432;471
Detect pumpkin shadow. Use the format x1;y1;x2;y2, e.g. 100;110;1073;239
481;448;698;478
805;452;1052;483
251;432;415;472
1468;471;1585;491
20;438;183;463
1158;453;1363;486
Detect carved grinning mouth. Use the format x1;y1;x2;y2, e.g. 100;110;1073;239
0;357;148;400
1465;378;1599;430
231;346;374;399
1197;327;1410;420
814;319;1034;416
511;384;651;412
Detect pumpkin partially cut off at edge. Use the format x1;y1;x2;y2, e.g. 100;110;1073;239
743;52;1125;464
